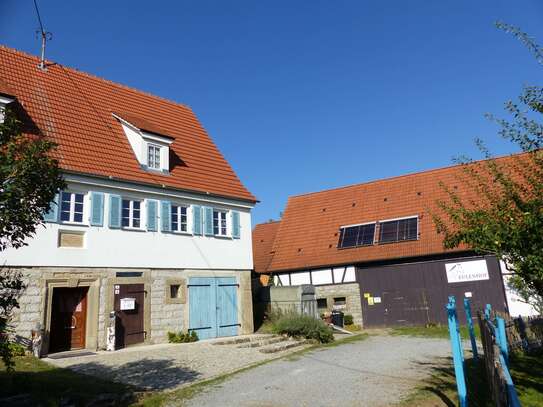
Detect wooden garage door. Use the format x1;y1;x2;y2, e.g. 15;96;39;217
188;277;239;340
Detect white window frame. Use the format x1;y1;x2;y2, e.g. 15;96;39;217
60;191;86;224
171;204;189;233
338;222;376;248
213;209;228;236
147;143;161;170
122;198;142;229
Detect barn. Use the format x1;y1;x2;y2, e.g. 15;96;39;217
252;161;514;327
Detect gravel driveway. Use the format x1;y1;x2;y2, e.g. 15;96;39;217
184;335;452;407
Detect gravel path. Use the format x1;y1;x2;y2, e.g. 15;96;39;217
45;335;309;390
184;335;452;407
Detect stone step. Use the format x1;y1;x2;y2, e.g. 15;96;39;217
212;335;274;346
258;339;308;354
237;336;289;348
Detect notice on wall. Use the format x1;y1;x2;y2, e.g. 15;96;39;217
120;297;136;310
364;293;371;298
374;297;382;304
368;297;374;306
445;260;489;283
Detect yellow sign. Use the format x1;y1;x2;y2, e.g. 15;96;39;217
368;297;374;305
364;293;371;298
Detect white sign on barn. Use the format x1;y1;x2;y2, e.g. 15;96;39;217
445;259;490;283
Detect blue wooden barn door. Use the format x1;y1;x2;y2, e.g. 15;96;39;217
188;278;217;340
188;277;239;339
216;277;239;337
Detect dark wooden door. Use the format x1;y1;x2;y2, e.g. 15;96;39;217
114;284;145;348
50;287;88;353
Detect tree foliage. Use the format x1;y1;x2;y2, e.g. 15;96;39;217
433;23;543;299
0;108;65;251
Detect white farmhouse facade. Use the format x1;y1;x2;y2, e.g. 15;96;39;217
0;46;257;354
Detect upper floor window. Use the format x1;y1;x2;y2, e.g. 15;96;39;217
60;192;84;223
122;199;141;228
213;210;227;236
379;217;418;243
147;144;161;170
338;223;375;248
171;205;188;233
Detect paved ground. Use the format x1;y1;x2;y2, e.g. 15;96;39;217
45;335;309;391
183;335;452;407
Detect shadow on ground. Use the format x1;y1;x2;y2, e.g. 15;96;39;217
67;357;201;390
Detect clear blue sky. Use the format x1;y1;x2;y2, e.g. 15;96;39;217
2;1;543;225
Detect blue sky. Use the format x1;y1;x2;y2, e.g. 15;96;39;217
2;1;543;225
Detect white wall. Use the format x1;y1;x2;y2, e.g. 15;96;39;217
1;174;254;270
500;261;539;317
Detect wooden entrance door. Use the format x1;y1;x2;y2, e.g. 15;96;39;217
114;284;146;348
50;287;88;353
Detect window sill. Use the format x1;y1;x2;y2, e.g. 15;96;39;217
60;221;88;228
121;227;145;232
213;234;232;240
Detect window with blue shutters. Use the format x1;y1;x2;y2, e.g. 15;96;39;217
213;209;227;236
147;200;158;231
193;205;202;235
232;211;240;239
43;193;59;222
109;195;122;228
60;191;85;223
89;192;104;226
160;201;171;232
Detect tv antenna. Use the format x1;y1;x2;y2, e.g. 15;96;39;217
33;0;52;70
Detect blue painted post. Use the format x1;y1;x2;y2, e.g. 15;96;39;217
499;354;521;407
496;317;509;366
463;298;478;361
447;296;468;407
484;304;492;320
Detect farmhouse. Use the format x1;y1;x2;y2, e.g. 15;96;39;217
253;162;518;327
0;46;256;354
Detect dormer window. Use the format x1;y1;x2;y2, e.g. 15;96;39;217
113;113;174;173
0;95;14;123
147;144;161;170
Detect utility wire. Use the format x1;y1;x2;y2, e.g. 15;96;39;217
33;0;45;34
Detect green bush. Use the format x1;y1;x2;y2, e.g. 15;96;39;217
344;314;354;325
272;313;334;343
167;330;199;343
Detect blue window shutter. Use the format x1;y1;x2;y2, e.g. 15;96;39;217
161;201;171;232
193;205;202;235
109;194;122;228
147;200;158;231
232;211;240;239
89;192;104;226
43;193;59;222
204;206;214;236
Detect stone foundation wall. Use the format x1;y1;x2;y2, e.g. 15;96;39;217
7;267;254;352
315;283;363;326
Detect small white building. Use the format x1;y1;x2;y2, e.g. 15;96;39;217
0;46;257;354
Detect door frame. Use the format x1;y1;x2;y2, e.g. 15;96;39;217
44;277;100;355
105;274;152;348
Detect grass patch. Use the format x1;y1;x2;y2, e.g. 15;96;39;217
1;356;136;406
391;324;480;340
400;351;543;407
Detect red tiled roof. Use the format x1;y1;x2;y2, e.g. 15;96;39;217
252;221;281;273
254;156;523;273
0;46;256;202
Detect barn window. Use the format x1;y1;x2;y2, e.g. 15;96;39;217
317;298;328;309
338;223;376;248
379;216;418;243
333;297;346;307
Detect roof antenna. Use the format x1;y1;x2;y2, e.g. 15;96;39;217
33;0;52;70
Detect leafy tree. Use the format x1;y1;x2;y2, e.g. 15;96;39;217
433;23;543;299
0;108;65;251
0;107;64;369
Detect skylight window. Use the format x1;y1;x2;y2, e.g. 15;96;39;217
338;223;375;248
379;217;418;243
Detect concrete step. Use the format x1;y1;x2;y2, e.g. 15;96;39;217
212;334;274;346
237;336;289;348
258;339;309;354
